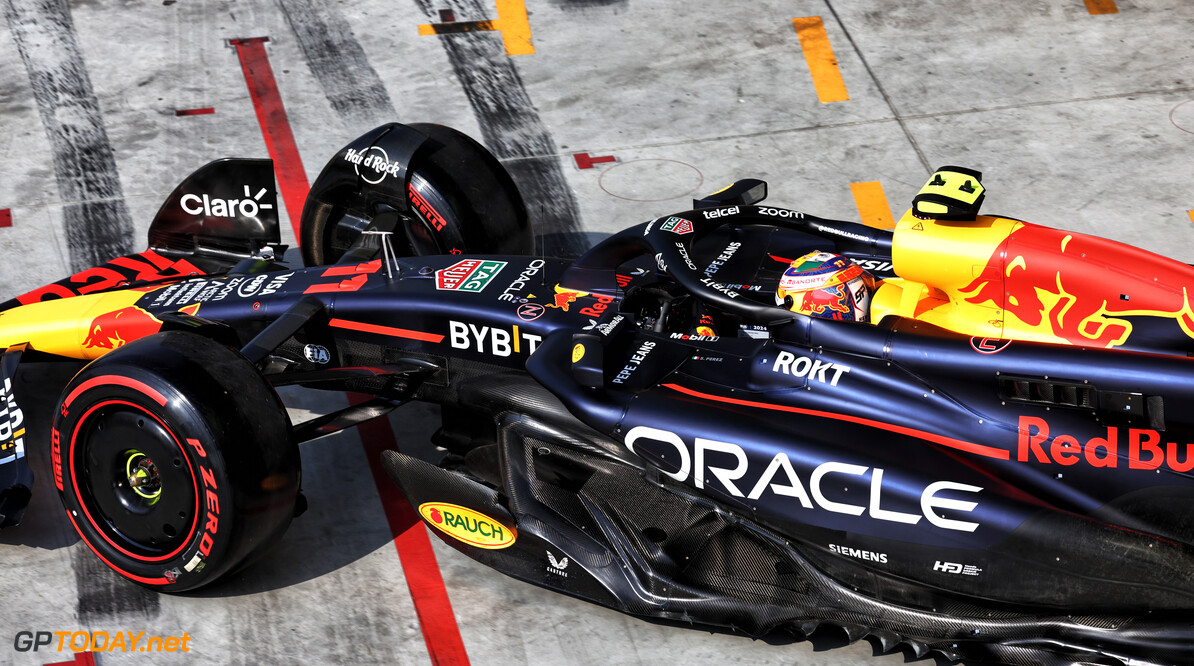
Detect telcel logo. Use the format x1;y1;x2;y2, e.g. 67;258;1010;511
419;502;516;549
624;426;982;532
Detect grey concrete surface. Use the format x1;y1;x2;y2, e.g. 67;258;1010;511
0;0;1192;664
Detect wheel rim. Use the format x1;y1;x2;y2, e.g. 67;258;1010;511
74;403;199;560
124;450;162;501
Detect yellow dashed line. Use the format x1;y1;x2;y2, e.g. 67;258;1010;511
850;181;894;229
418;0;534;56
792;17;849;103
1084;0;1119;15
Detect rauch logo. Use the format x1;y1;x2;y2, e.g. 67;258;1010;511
418;502;516;549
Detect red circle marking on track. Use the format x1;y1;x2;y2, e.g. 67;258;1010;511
598;159;705;202
1169;99;1194;135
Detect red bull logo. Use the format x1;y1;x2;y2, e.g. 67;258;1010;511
799;285;851;318
82;307;163;350
959;222;1194;348
546;291;580;311
1018;416;1194;473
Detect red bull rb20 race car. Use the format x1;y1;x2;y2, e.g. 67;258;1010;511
2;123;1194;665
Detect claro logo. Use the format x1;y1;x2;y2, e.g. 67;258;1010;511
180;186;273;218
624;427;981;532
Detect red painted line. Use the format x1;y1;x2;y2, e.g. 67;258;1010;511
0;209;10;228
573;152;616;170
663;383;1011;460
174;107;215;116
354;393;471;665
233;41;467;660
44;650;97;666
230;37;309;239
328;318;446;343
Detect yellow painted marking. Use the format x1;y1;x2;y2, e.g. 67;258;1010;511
418;0;535;56
1084;0;1118;15
495;0;534;55
850;181;894;229
1188;210;1194;225
792;17;849;103
417;21;496;36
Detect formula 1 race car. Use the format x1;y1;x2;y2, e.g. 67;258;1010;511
2;122;1193;666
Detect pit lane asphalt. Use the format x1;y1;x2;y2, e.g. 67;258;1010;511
1;1;1192;664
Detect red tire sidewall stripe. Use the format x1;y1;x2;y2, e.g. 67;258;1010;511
67;399;201;563
66;509;169;586
64;374;168;409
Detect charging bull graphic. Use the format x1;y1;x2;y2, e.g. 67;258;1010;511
546;291;580;311
959;222;1194;349
800;285;851;318
82;307;164;350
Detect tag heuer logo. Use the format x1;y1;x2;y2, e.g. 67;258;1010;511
660;217;693;235
435;259;508;292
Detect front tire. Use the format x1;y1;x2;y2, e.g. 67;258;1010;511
300;122;533;267
53;331;300;592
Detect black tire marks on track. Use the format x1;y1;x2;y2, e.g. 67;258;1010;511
3;0;135;273
412;0;586;257
278;0;587;256
5;0;154;622
277;0;396;133
71;543;161;623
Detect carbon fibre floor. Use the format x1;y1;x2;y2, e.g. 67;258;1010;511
1;1;1193;664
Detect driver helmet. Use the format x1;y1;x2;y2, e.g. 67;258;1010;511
775;251;874;322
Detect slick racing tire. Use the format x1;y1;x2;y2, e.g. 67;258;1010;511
300;122;532;267
53;331;300;592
